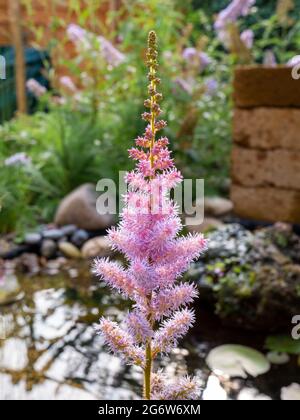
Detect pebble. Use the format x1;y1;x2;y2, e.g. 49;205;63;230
60;225;77;237
58;242;82;259
81;236;112;259
24;233;42;245
71;230;89;248
43;229;64;241
41;239;57;259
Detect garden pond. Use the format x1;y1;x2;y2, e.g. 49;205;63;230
0;257;299;400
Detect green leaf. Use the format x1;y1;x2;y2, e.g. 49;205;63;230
265;335;300;355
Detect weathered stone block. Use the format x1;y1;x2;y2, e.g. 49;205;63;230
231;146;300;190
231;184;300;223
233;108;300;150
233;66;300;108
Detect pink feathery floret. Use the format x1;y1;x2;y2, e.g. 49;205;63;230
153;234;208;286
135;136;150;147
125;310;153;343
152;284;199;320
93;258;137;298
125;171;149;191
153;376;199;400
163;233;208;265
96;318;145;367
128;259;158;293
152;309;195;355
150;371;166;396
128;148;148;161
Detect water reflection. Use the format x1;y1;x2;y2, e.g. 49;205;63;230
0;266;298;400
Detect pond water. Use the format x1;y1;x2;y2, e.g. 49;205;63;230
0;261;298;400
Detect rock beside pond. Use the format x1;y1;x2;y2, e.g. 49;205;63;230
43;229;64;241
0;274;24;306
187;217;224;234
18;253;40;275
58;242;82;259
82;236;112;259
71;229;89;248
188;223;300;331
204;197;233;217
60;225;77;237
24;233;42;245
41;239;57;259
54;183;115;231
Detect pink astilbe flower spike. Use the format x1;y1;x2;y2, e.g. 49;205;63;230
94;31;208;400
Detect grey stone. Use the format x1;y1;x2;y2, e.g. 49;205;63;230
71;230;89;248
54;183;115;231
60;225;77;237
43;229;64;241
24;233;42;245
41;240;57;259
204;197;234;217
81;236;112;259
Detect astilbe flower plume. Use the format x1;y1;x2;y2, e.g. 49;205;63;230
94;31;207;400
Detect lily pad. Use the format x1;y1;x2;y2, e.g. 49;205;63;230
265;335;300;355
266;351;290;365
206;344;270;378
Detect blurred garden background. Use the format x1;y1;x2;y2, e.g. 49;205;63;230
0;0;300;400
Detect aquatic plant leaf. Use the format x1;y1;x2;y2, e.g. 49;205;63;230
265;335;300;355
206;344;270;378
266;351;290;365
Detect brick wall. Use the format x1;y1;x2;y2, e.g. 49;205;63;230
231;66;300;223
0;0;117;46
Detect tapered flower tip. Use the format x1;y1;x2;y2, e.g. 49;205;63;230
148;30;157;48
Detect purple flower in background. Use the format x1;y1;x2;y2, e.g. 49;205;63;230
60;76;77;92
240;29;254;49
26;79;47;97
182;47;198;61
67;23;86;42
205;78;218;95
182;47;211;71
287;55;300;67
98;36;126;67
263;50;277;67
4;153;31;167
67;23;125;67
215;0;256;31
174;77;194;95
52;96;66;106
